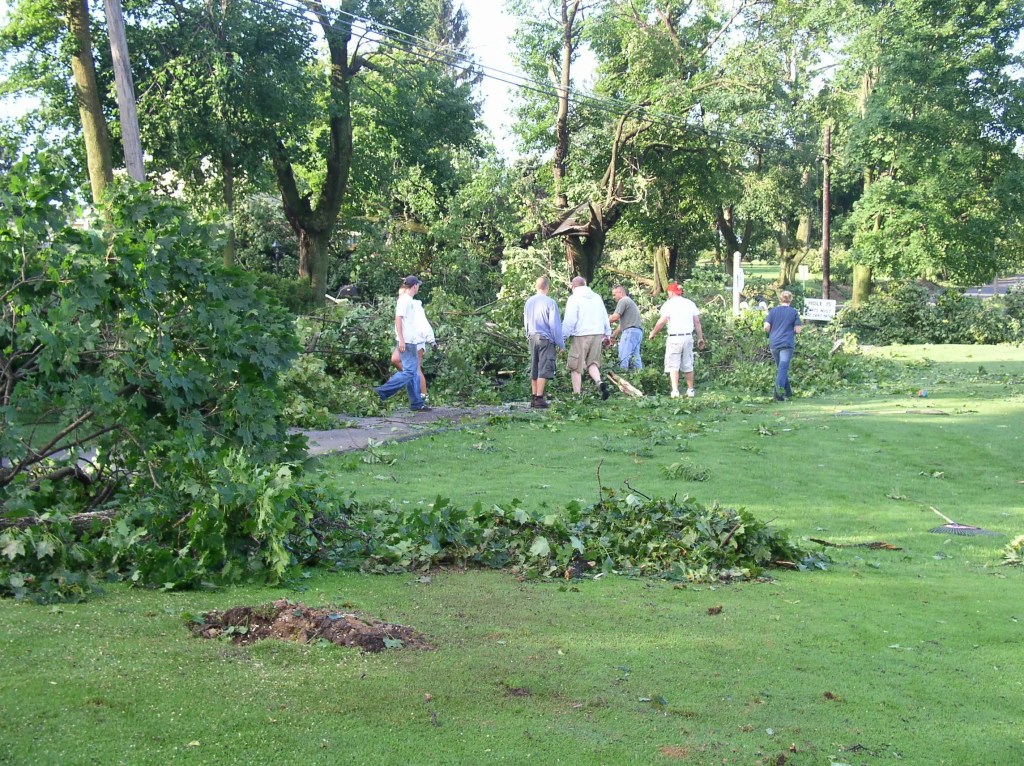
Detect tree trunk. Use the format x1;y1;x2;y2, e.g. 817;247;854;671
652;245;670;294
566;228;604;283
222;151;235;268
852;264;873;305
716;206;748;278
272;2;354;307
552;0;579;211
64;0;113;203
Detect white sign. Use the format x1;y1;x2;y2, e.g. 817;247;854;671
798;265;809;281
803;298;837;321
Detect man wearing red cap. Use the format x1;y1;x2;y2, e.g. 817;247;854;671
648;281;706;398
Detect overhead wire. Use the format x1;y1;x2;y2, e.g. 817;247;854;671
251;0;812;154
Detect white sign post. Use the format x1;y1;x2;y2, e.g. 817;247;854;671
732;251;744;317
803;298;837;322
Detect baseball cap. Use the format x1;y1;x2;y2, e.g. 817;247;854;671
666;282;682;295
402;275;422;288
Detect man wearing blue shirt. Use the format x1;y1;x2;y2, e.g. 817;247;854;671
524;276;565;408
763;290;802;401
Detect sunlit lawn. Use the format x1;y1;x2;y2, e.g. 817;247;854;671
1;345;1022;765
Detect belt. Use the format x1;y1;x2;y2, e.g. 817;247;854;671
669;333;691;336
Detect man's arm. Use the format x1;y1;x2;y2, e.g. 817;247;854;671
694;315;705;349
648;316;668;339
763;321;772;333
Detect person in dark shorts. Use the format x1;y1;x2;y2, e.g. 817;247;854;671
523;276;565;408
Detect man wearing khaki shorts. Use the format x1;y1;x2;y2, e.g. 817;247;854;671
561;276;612;399
648;281;705;398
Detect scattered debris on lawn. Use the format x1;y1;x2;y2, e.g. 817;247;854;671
809;538;904;551
835;409;949;416
187;599;433;652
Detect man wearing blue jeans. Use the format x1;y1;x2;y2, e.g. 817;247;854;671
375;275;430;411
763;290;802;401
609;284;643;370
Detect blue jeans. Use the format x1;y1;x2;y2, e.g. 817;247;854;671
772;346;793;395
618;327;643;370
376;343;425;409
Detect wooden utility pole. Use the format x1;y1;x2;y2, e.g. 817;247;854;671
104;0;145;181
821;122;831;300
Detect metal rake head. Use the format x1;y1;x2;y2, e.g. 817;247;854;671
929;523;999;536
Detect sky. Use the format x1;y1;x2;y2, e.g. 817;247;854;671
458;0;521;156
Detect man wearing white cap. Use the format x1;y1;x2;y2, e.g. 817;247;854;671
375;276;430;411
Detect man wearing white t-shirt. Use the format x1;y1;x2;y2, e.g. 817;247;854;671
375;276;430;411
648;281;706;398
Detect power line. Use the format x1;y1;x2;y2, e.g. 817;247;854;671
251;0;812;154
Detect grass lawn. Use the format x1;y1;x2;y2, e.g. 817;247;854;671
2;345;1022;765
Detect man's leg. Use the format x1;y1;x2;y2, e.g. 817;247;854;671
400;344;425;409
376;367;413;401
623;328;642;370
631;329;643;370
571;370;583;394
776;348;793;398
418;348;427;397
668;370;680;396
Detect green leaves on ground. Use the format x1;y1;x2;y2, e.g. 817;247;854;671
294;489;823;583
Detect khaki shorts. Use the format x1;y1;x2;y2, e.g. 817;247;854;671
664;335;694;373
567;334;604;373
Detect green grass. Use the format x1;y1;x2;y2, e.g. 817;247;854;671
2;345;1023;765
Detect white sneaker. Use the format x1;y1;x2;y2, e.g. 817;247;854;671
670;390;680;398
686;388;695;398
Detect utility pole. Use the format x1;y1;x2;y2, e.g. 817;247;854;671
104;0;145;181
821;122;831;300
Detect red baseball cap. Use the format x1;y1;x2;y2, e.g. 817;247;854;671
666;282;682;295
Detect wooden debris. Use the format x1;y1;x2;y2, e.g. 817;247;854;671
606;371;644;397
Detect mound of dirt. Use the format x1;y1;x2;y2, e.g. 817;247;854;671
188;599;433;652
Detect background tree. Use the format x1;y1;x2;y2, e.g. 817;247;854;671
128;0;312;267
838;0;1024;302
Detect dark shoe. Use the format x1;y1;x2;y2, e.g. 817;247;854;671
412;405;432;412
599;381;610;400
784;385;793;398
529;396;540;408
534;396;549;409
773;393;785;402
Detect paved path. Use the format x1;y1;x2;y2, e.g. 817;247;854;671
963;275;1024;298
295;404;520;456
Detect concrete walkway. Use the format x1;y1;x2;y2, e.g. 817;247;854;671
295;404;519;456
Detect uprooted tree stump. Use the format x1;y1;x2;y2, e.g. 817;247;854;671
188;599;433;652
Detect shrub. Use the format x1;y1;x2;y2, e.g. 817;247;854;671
838;281;1024;345
1;158;307;600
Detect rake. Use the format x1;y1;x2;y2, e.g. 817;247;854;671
928;506;999;536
